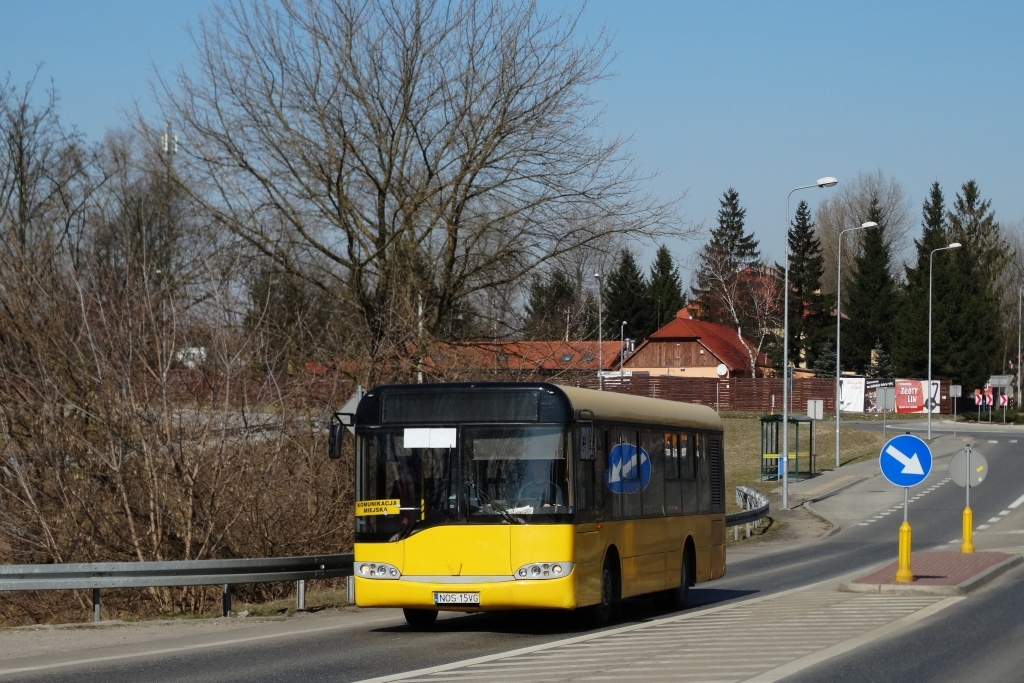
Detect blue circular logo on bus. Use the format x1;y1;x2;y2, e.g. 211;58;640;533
606;443;651;494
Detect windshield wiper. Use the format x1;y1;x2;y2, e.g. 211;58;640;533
391;484;447;542
468;482;523;525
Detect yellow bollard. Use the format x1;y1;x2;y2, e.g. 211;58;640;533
961;507;974;554
895;521;914;583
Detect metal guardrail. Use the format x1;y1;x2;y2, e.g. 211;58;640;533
1;495;771;624
0;553;354;622
726;486;770;540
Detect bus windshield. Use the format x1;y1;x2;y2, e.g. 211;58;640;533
355;425;569;540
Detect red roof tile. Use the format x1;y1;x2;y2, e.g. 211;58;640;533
630;317;769;371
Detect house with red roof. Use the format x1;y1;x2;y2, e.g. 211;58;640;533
619;308;771;378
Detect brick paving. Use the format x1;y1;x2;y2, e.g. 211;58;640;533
852;550;1012;586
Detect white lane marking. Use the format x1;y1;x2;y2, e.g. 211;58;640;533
1000;511;1011;516
0;613;407;677
859;523;869;526
988;518;1002;523
988;440;999;443
978;524;991;530
948;539;959;544
741;598;964;683
1011;440;1019;444
1010;494;1024;509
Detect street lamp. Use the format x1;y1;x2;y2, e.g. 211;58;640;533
783;177;838;510
620;320;627;377
595;272;604;391
835;221;877;468
1018;286;1022;411
928;242;962;439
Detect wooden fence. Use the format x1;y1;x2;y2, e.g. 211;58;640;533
568;375;953;414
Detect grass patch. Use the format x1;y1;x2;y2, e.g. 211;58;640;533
722;412;883;512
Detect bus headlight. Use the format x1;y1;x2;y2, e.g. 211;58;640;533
357;562;401;580
514;562;573;580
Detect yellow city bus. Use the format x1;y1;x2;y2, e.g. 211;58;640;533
334;382;725;629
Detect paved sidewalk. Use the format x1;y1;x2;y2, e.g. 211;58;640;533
839;550;1021;596
785;434;970;507
358;578;957;683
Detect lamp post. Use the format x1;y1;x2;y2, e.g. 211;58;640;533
620;320;627;377
595;272;604;391
835;221;877;468
928;242;962;439
783;177;838;510
1018;286;1022;410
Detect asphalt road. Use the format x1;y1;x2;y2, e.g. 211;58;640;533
7;424;1024;683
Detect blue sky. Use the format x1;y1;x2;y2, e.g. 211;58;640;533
3;1;1021;278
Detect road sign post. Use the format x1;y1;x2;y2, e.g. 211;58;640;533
950;445;988;554
878;387;895;438
950;385;961;437
879;434;933;583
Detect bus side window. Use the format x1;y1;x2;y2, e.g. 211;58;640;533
664;433;682;515
681;433;698;515
575;426;604;520
641;429;666;516
697;432;711;514
679;433;695;480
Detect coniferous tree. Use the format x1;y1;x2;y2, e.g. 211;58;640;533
691;187;761;321
713;187;760;266
844;197;898;374
647;245;686;332
892;182;949;378
943;181;1005;388
603;248;651;341
524;270;596;340
786;200;828;368
867;339;892;378
811;344;837;378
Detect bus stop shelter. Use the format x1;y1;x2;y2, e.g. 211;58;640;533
760;413;817;481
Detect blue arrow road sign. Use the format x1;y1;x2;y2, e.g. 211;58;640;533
879;434;932;487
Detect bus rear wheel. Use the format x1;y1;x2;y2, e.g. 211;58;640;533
655;545;693;612
403;608;438;630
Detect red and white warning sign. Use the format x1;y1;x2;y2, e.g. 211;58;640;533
999;394;1009;407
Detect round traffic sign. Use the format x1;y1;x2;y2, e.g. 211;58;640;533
879;434;933;487
949;449;988;488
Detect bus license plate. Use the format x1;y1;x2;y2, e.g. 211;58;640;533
434;592;480;605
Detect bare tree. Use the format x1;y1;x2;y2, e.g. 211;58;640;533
689;243;779;375
815;170;912;295
161;0;686;384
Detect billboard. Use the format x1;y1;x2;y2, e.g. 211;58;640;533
894;379;940;413
839;376;866;413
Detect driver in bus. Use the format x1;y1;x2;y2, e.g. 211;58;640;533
517;460;564;507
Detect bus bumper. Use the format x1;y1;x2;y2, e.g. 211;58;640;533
355;573;578;611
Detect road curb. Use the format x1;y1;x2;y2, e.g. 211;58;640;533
837;554;1022;596
802;502;841;538
802;474;867;504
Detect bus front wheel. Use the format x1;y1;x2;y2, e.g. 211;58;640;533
582;557;617;627
403;608;438;630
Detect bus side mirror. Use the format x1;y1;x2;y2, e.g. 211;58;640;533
328;413;351;460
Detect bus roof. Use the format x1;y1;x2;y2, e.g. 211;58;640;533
555;384;723;432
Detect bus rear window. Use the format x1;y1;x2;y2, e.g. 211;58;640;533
381;391;539;424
